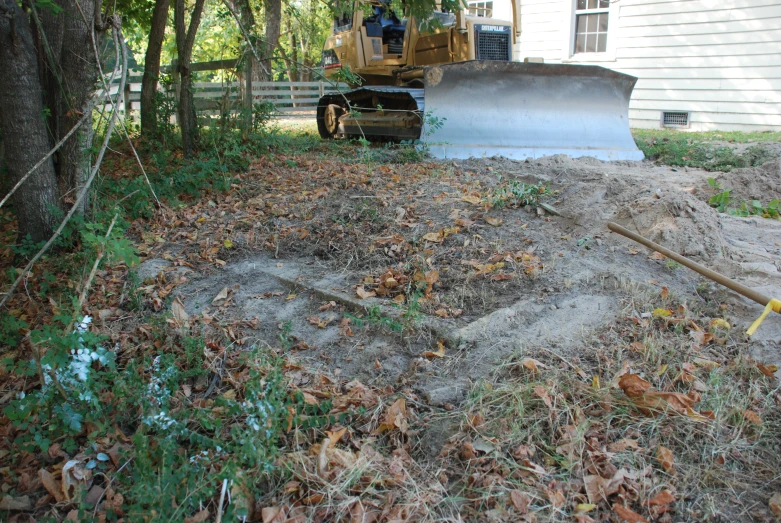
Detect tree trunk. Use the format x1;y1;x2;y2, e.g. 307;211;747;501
57;0;101;214
262;0;282;82
0;0;59;243
174;0;206;158
33;0;102;215
141;0;170;135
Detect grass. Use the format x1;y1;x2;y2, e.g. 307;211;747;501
632;129;780;171
436;281;781;522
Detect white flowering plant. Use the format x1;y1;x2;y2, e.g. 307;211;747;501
3;316;116;453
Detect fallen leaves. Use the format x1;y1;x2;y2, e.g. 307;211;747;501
710;318;731;330
613;503;648;523
171;297;189;326
520;357;545;373
618;373;709;420
0;495;31;511
355;285;376;299
509;490;530;514
647;489;675;507
374;398;408;434
769;493;781;518
422;340;446;359
655;445;675;475
61;459;93;502
584;471;626;504
422;227;460;243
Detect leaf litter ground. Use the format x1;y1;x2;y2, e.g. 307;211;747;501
2;128;781;522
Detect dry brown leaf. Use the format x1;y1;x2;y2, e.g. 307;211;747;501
648;490;675;507
613;504;648;523
583;469;629;504
693;357;719;370
374;398;408;434
546;487;566;508
423;340;446;359
355;286;376;299
656;445;675;475
40;469;63;502
660;286;669;299
461;195;482;205
326;427;347;446
618;373;651;398
619;374;707;419
757;363;778;377
485;217;503;226
743;409;762;425
608;438;640;452
184;509;210;523
62;460;93;502
171;297;189;326
422;232;443;243
301;392;319;405
534;385;553;410
212;287;229;304
0;495;31;511
262;506;287;523
509;490;530;514
769;493;781;518
521;357;545;373
691;330;714;347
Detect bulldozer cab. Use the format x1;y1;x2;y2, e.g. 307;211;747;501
322;0;515;85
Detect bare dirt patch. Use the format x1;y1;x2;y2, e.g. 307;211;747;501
131;146;781;396
123;142;781;522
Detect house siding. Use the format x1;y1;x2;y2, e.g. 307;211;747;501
511;0;781;131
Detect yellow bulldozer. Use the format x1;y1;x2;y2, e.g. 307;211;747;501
317;0;644;161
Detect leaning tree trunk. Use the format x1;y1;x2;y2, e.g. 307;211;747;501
174;0;206;158
141;0;171;135
0;0;59;243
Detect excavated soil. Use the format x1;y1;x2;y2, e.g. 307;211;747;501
136;148;781;405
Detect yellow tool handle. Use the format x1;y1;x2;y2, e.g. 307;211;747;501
607;222;779;335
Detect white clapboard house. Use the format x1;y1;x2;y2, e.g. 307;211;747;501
469;0;781;131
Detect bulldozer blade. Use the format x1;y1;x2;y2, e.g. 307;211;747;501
422;61;644;162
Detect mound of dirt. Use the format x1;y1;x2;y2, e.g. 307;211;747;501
614;191;729;259
707;159;781;205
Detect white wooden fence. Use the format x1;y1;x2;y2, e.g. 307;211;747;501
98;60;349;125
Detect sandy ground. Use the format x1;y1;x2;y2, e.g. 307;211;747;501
137;150;781;411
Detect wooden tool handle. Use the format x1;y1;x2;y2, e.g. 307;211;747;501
607;222;772;307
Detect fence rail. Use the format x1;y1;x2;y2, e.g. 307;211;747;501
97;60;350;125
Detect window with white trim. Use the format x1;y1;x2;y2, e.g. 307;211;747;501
468;1;493;17
574;0;610;53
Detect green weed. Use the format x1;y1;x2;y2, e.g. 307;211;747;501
633;130;778;171
490;178;547;209
707;178;780;219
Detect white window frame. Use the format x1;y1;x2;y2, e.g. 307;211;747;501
561;0;619;62
468;1;493;18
